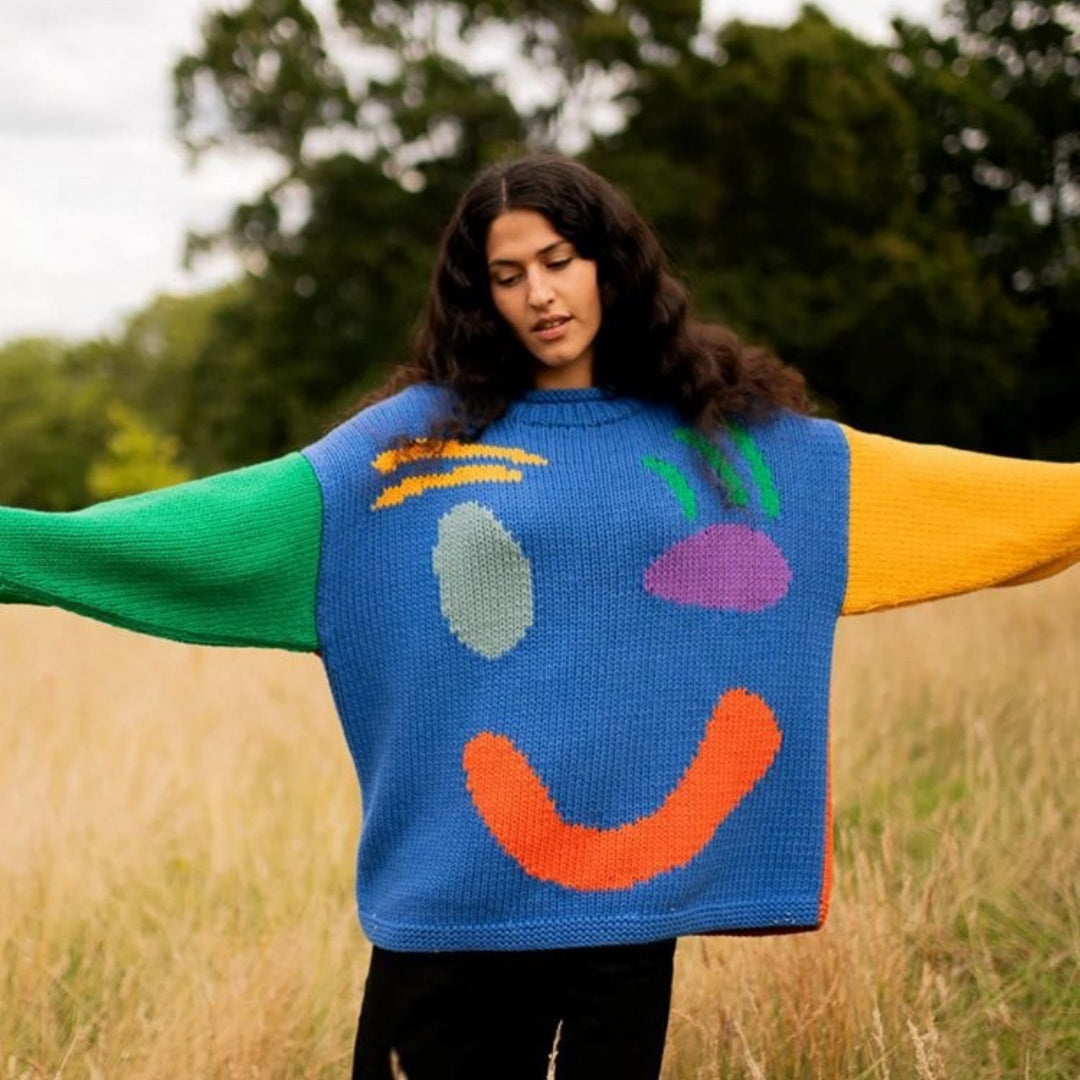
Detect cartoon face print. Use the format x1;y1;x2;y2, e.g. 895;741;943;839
369;427;790;892
641;426;791;613
371;439;548;659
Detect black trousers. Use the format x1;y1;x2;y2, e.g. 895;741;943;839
352;939;676;1080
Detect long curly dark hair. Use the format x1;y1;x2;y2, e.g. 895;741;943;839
358;153;809;436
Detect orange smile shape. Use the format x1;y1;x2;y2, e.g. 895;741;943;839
463;688;782;891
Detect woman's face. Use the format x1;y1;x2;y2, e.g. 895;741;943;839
485;209;602;390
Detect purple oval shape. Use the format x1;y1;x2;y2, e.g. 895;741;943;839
644;524;792;613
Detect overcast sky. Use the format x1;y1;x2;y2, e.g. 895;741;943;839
0;0;946;344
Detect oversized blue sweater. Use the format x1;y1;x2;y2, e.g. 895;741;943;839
2;384;1079;950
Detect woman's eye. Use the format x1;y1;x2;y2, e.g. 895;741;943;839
547;258;572;270
494;275;521;288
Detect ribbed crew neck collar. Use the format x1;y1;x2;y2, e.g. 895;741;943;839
509;387;645;427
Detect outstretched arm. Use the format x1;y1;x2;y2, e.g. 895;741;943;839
0;453;322;652
841;426;1080;616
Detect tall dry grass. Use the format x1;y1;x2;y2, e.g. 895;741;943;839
2;571;1078;1078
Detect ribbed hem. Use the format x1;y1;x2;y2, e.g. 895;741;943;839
359;896;824;952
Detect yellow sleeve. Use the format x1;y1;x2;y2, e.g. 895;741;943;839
841;425;1080;616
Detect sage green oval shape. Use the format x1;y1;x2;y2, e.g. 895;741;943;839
432;501;534;660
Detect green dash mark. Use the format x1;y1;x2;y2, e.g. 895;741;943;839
727;423;780;518
673;429;750;509
642;457;698;522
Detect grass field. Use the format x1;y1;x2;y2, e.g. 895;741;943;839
2;572;1078;1078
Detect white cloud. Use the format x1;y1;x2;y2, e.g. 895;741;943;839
703;0;946;42
0;122;280;339
0;0;947;343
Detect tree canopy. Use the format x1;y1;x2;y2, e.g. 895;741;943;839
5;1;1077;506
167;0;1078;463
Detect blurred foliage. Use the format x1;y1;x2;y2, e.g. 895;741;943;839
0;339;112;509
891;0;1080;455
87;404;192;502
4;0;1078;505
0;289;229;508
586;6;1051;450
166;0;1078;462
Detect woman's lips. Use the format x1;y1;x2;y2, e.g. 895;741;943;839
533;316;571;341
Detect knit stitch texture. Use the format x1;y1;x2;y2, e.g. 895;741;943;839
304;386;848;949
3;384;1079;952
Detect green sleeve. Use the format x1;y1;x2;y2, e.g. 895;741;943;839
0;453;322;652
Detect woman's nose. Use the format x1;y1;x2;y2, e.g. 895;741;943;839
526;271;555;308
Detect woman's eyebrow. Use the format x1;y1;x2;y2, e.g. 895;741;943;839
488;240;572;268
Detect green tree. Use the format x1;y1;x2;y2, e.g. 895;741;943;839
0;339;111;509
890;0;1080;456
586;7;1044;449
114;288;238;434
171;0;708;464
174;155;451;468
172;0;520;463
94;286;246;475
170;1;1078;460
0;287;247;505
86;404;192;501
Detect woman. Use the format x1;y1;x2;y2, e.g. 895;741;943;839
346;155;814;1079
1;154;1078;1080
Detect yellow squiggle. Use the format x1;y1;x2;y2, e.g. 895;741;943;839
373;465;525;509
372;439;548;475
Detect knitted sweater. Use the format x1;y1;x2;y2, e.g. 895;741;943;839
2;385;1079;951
